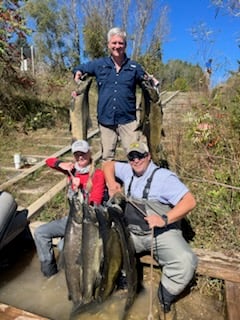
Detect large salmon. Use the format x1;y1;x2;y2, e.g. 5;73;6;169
70;75;92;141
65;199;103;315
63;192;84;306
70;197;138;320
81;204;103;304
107;206;138;317
70;205;123;318
96;193;138;320
138;79;167;167
95;206;123;301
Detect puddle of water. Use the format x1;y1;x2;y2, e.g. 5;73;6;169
0;239;225;320
0;244;154;320
0;248;72;319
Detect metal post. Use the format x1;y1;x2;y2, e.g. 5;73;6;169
31;45;35;76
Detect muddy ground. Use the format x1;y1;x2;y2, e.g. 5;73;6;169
0;236;225;320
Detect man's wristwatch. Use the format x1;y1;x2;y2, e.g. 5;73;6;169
161;214;168;227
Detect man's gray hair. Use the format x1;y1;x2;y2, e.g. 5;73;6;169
107;27;127;44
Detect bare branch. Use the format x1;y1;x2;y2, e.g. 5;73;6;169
132;0;154;59
211;0;240;17
183;176;240;192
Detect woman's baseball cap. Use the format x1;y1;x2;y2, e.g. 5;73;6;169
71;140;90;154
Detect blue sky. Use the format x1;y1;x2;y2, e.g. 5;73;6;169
160;0;239;87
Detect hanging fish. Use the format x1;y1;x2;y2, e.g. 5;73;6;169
137;79;168;167
70;75;92;141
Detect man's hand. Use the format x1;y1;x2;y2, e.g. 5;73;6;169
74;70;82;83
71;91;78;98
107;182;122;197
144;213;166;229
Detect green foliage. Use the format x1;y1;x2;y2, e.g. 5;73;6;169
24;111;55;130
137;52;164;78
0;70;70;134
0;92;56;132
171;77;190;91
161;60;206;91
83;11;108;59
137;56;205;91
212;73;240;138
180;76;240;252
196;275;224;300
228;90;240;136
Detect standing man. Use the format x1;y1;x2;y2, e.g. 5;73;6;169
102;141;198;320
72;27;158;161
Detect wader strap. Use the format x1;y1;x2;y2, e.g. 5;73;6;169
127;167;160;199
127;175;134;197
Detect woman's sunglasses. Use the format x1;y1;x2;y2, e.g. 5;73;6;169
74;151;88;159
127;151;148;162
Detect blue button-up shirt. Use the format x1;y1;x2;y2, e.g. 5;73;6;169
72;55;145;126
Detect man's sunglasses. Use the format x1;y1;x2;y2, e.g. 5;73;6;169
127;151;148;161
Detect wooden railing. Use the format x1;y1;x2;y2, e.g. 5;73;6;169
195;248;240;320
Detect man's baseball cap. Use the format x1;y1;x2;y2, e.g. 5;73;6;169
71;140;90;154
127;141;149;155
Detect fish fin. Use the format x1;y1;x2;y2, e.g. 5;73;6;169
135;123;143;131
71;300;101;318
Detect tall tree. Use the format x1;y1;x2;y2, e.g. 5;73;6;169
83;11;108;59
119;0;131;32
131;0;154;60
190;22;216;67
68;0;81;66
24;0;79;72
80;0;116;59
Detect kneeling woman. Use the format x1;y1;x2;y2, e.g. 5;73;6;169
34;140;105;278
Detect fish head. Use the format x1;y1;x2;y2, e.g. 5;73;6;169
70;191;84;224
142;79;160;103
107;192;127;213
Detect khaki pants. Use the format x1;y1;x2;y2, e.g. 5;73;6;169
99;120;139;160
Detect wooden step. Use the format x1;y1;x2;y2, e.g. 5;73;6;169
0;303;50;320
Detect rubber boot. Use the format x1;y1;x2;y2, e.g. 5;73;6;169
41;260;58;278
158;283;178;320
158;303;177;320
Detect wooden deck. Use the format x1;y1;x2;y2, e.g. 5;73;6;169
0;303;50;320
